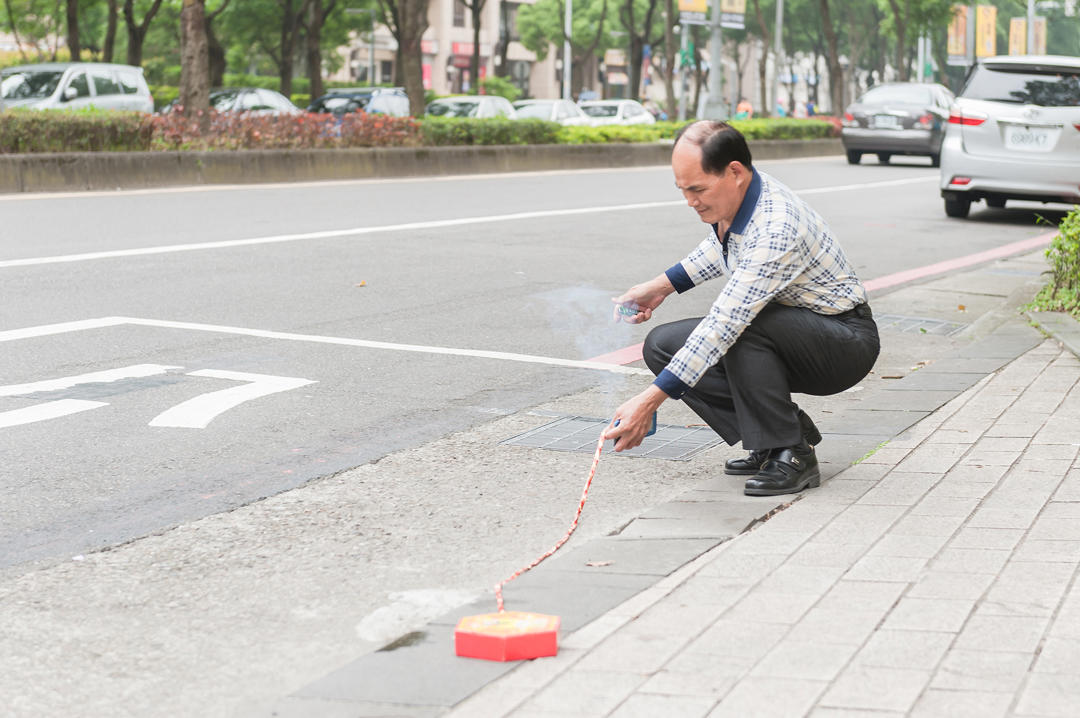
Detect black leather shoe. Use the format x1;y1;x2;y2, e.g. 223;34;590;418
724;449;771;475
744;445;821;496
724;410;821;476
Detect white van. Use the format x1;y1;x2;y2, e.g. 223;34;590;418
0;62;154;113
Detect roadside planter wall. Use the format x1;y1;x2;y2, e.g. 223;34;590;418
0;139;842;194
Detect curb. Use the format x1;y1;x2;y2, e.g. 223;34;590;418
0;138;843;193
1026;310;1080;359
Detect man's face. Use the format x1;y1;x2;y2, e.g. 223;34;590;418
672;143;746;226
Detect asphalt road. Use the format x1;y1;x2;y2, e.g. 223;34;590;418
0;154;1064;574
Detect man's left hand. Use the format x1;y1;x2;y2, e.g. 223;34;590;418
604;385;668;451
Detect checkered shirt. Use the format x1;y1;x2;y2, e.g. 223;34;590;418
654;168;867;399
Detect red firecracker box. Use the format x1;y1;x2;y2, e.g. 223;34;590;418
454;611;560;661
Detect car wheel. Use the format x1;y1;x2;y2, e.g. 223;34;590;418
877;152;891;165
930;153;941;168
944;196;971;219
846;150;862;165
987;197;1006;209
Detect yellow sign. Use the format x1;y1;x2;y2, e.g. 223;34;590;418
678;0;707;13
976;5;997;57
1009;18;1026;55
1033;16;1047;54
721;0;747;12
947;5;969;58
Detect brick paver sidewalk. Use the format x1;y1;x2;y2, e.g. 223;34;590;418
450;339;1080;718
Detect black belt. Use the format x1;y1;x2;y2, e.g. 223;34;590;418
835;303;873;320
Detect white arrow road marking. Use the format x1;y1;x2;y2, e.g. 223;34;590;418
148;370;317;429
0;399;108;428
0;364;182;397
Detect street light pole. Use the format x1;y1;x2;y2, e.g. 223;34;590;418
563;0;572;99
1027;0;1035;54
771;0;783;116
701;0;725;118
678;24;688;120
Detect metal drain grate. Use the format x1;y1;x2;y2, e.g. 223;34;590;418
502;415;723;460
874;313;969;336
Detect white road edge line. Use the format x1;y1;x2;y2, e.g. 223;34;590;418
0;176;938;270
0;316;654;376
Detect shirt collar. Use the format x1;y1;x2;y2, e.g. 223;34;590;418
728;167;761;236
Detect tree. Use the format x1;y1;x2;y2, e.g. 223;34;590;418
123;0;165;65
305;0;336;100
275;0;312;96
103;0;118;61
179;0;210;120
817;0;843;113
461;0;486;90
376;0;430;115
518;0;608;99
205;0;230;87
66;0;80;60
616;0;663;101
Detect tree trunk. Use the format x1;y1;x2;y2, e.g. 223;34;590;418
206;19;225;86
180;0;210;126
816;0;843;114
399;0;430;116
65;0;80;60
749;0;770;115
886;0;907;81
494;0;509;78
306;0;324;100
123;0;164;67
470;0;482;91
661;0;676;118
103;0;117;61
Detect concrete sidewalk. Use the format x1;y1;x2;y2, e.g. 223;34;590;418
254;249;1080;717
447;333;1080;718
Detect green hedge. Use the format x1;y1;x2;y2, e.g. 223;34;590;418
0;108;837;153
419;118;561;146
0;109;152;153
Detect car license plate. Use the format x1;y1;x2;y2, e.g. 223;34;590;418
1004;126;1054;152
873;114;900;130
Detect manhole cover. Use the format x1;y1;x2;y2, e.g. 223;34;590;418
874;313;968;336
502;416;722;461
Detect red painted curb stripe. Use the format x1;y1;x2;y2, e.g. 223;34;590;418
863;231;1055;293
587;231;1055;367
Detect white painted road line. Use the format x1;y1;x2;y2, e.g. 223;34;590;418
0;316;653;375
0;176;937;270
149;370;317;429
0;364;181;396
0;399;107;428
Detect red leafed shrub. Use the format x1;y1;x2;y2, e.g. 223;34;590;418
149;109;421;150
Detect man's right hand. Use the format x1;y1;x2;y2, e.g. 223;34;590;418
611;273;676;324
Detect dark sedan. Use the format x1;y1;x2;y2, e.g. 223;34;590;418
306;87;410;117
841;82;955;166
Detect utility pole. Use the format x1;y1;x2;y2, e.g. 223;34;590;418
701;0;725;118
1027;0;1035;54
771;0;783;116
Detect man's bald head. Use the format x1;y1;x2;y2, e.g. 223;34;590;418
673;120;753;177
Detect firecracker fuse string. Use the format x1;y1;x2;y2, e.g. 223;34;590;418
493;427;608;612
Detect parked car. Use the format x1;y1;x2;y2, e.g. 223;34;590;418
841;82;955;166
161;87;301;116
0;62;153;113
307;87;410;117
425;95;517;119
511;98;591;126
940;55;1080;218
579;99;656;126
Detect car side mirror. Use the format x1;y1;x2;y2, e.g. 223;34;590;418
63;86;77;101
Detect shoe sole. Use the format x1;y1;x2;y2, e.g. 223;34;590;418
743;466;822;496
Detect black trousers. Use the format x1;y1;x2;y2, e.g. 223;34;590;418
643;303;880;450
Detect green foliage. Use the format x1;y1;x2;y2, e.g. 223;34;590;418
291;94;311;109
476;77;522;103
1029;208;1080;318
0;108;153;152
418;118;562;145
149;111;420;150
730;118;837;140
149;85;180;111
557;124;667;144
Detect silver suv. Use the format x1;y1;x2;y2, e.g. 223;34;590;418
0;62;154;113
940;55;1080;218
